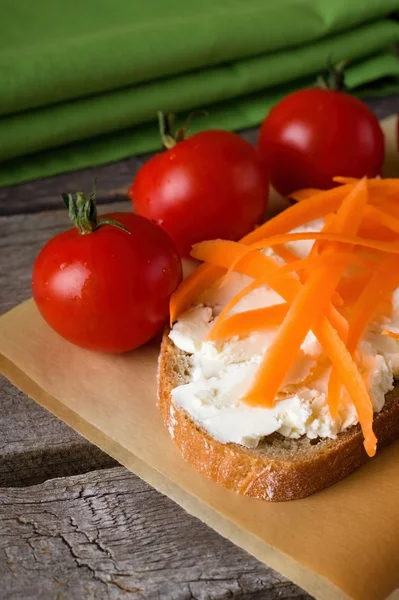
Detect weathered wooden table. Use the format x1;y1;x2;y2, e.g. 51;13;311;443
1;95;397;600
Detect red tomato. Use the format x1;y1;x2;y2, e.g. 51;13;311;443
129;130;269;256
32;208;182;353
258;88;384;197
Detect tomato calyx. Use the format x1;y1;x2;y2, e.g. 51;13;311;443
316;59;348;92
62;183;130;235
157;110;208;150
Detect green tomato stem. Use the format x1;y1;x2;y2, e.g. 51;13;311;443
157;109;209;150
316;59;349;92
62;181;130;235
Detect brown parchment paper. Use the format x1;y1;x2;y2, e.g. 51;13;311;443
1;115;399;600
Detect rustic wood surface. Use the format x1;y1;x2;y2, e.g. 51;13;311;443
0;467;310;600
0;95;398;600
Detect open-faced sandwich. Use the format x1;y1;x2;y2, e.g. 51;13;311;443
158;177;399;501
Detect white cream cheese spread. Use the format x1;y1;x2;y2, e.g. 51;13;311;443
169;220;399;448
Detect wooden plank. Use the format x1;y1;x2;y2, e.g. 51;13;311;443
0;94;397;217
0;467;311;600
0;204;128;485
0;157;139;216
0;379;116;487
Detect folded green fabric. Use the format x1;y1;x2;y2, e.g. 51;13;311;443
1;0;399;186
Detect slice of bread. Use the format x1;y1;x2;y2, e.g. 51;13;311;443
158;331;399;501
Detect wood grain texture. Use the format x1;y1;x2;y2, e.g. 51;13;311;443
0;95;397;217
0;379;117;487
0;467;312;600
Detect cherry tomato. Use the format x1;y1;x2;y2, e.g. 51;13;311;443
258;88;384;197
32;193;182;353
130;128;269;256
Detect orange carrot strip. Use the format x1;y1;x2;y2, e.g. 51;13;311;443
382;327;399;339
169;263;225;326
326;375;342;421
208;304;289;341
243;179;367;409
191;233;399;266
289;188;324;202
293;178;399;208
242;263;350;407
191;241;301;298
208;278;269;340
171;176;399;323
244;185;354;243
366;205;399;235
334;177;399;208
359;215;398;243
334;176;399;187
328;254;399;418
378;197;399;216
319;178;370;417
318;320;377;457
218;242;300;290
284;181;372;419
263;242;345;305
328;177;367;233
346;255;399;352
170;183;357;323
333;176;358;184
207;253;355;341
309;211;337;256
271;245;300;263
337;272;372;306
273;241;344;305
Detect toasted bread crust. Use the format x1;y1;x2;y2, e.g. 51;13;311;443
158;332;399;501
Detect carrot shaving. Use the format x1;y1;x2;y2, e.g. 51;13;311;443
346;255;399;351
297;178;399;210
365;205;399;235
170;175;399;456
207;253;356;342
169;263;224;326
242;262;349;407
309;211;338;256
170;183;357;323
289;188;324;202
171;177;399;324
191;240;301;298
326;374;342;421
208;304;289;341
274;234;344;305
328;254;399;419
382;328;399;339
271;245;300;263
333;176;399;188
359;214;398;242
191;234;399;269
337;272;372;306
318;320;377;457
243;178;368;410
256;241;344;304
333;176;358;184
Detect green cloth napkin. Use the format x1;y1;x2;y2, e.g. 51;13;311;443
1;0;399;186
